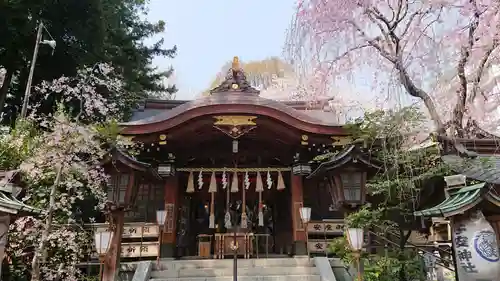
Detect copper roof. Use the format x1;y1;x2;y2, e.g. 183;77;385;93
122;92;341;127
0;170;40;214
413;183;490;217
124;57;342;128
307;145;382;178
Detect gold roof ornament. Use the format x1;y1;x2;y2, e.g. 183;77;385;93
209;56;260;95
232;56;240;71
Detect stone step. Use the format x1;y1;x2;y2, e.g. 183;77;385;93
150;275;321;281
155;258;314;271
151;266;318;278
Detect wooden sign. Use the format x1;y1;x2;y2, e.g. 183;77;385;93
307;239;334;253
91;241;160;258
91;223;160;238
307;220;345;234
121;241;159;258
165;203;175;234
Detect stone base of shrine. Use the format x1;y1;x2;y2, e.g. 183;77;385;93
293;241;307;255
160;243;175;258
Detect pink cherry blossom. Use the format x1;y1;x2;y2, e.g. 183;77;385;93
5;63;130;280
287;0;500;136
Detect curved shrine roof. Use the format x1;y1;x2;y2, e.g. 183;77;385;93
124;92;340;127
120;57;345;135
307;145;382;178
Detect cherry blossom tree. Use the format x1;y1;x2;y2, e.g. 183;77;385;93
287;0;500;137
32;63;127;122
4;63;132;281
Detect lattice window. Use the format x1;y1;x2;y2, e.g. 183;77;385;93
340;173;362;202
126;182;165;223
107;174;130;204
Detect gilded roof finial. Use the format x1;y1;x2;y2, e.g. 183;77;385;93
208;56;259;94
232;56;240;71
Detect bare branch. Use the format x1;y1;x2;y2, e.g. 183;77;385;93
349;21;397;62
469;41;500;101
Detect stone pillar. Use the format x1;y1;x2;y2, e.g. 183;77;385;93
161;175;179;257
102;210;125;281
291;174;307;255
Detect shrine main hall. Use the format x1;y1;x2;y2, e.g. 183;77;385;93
100;57;381;260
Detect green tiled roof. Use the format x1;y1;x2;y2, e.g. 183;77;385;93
485;190;500;206
0;190;40;215
414;183;485;217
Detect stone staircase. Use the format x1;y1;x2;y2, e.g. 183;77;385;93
146;257;322;281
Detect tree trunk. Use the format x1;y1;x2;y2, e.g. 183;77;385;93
394;60;445;134
0;68;14;115
30;165;63;281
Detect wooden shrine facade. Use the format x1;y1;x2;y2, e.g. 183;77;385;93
97;57;385;261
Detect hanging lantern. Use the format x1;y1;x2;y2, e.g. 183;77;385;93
292;162;311;176
232;140;238;153
158;162;175;177
186;172;195;193
158;154;176;177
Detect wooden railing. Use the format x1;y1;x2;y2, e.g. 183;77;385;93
90;222;160;259
306;219;345;254
305;218;453;255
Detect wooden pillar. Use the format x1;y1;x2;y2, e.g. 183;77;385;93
161;175;179;257
291;174;307;255
0;214;10;278
102;211;124;281
102;172;133;281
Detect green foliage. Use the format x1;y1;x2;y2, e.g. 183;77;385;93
344;205;383;228
344;106;427;143
329;237;426;281
344;106;451;224
2;112;124;280
326;106;450;281
0;119;40;169
0;0;176;124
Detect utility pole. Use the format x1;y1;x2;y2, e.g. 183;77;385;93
20;22;56;119
20;22;44;119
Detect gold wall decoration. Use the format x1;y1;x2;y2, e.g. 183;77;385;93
301;134;309;145
158;134;167;145
331;136;352;146
213;116;257;139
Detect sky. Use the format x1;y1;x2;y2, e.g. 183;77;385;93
145;0;297;100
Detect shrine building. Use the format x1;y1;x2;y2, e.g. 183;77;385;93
96;57;386;263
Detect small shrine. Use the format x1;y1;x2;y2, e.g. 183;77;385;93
414;136;500;281
0;170;39;275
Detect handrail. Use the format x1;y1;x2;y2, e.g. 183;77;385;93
367;230;455;272
372;224;452;256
